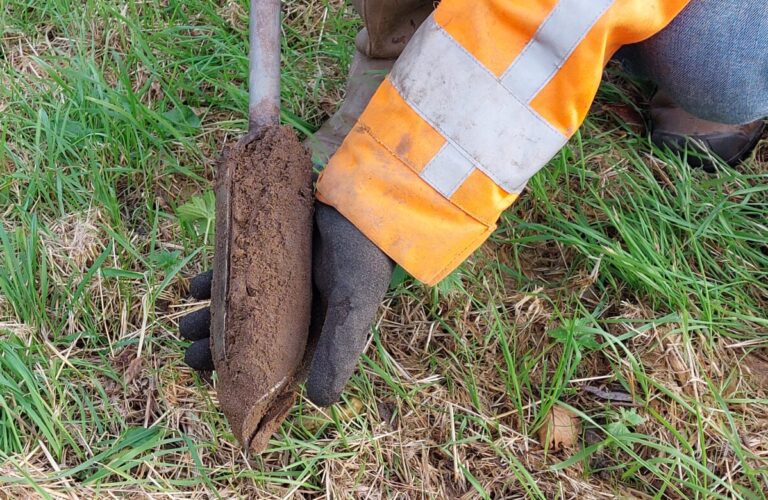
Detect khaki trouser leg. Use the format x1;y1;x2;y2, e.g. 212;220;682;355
307;0;434;166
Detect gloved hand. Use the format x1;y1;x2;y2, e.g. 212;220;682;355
179;202;394;406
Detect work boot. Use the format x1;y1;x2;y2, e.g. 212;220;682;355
351;0;436;60
306;0;434;166
650;91;766;172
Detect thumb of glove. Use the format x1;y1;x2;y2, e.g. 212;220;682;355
306;203;394;406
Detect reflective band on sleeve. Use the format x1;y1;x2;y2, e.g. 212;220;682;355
390;17;568;194
389;0;614;198
419;143;475;198
501;0;615;103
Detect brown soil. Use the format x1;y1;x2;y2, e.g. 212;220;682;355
211;125;314;452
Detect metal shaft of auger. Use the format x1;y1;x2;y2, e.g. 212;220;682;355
248;0;281;134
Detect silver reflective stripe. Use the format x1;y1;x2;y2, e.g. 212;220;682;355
420;143;474;197
390;18;567;193
501;0;614;102
388;1;613;198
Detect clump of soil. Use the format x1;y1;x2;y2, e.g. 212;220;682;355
211;125;314;452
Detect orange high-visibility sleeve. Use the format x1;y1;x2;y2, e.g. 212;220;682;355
317;0;691;285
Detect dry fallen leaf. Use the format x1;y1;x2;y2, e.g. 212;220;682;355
538;406;580;451
662;334;696;396
337;397;364;420
124;357;143;384
743;351;768;391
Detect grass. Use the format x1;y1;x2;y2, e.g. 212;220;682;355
0;0;766;497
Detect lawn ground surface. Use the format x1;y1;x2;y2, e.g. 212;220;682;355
1;1;767;498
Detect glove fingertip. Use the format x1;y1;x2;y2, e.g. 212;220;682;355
189;271;213;300
179;308;211;341
184;338;214;371
305;377;341;407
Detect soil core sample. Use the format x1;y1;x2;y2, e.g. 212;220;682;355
211;125;314;452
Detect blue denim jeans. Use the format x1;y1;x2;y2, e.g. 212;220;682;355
624;0;767;125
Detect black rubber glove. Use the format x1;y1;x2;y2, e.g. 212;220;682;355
179;203;393;406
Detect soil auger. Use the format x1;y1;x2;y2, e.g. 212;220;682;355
211;0;314;453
